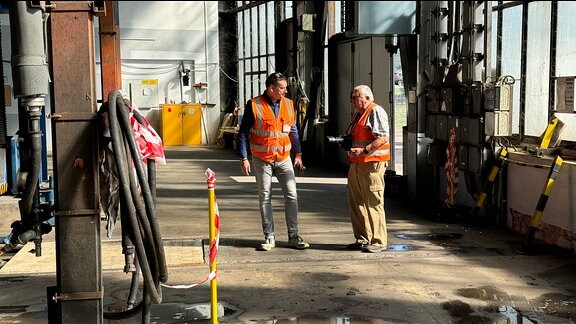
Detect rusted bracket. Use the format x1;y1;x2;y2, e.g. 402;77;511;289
53;290;104;303
49;112;97;121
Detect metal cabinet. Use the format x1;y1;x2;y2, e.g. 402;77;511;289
160;103;202;146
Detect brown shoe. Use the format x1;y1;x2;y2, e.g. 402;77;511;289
362;244;387;253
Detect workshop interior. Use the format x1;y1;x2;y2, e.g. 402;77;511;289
1;1;576;322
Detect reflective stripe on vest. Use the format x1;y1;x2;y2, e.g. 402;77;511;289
348;102;390;163
249;96;295;162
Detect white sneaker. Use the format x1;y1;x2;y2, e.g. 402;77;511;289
260;237;275;251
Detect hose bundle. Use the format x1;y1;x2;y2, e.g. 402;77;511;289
100;90;167;321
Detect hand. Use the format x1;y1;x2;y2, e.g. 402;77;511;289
350;147;364;156
241;159;251;175
294;161;306;173
293;154;305;173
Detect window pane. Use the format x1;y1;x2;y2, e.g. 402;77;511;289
237;12;244;59
258;4;266;55
335;2;342;34
239;63;245;105
285;1;293;19
245;74;252;102
260;57;266;75
556;2;576;76
525;2;550;136
244;12;251;58
251;7;258;58
491;10;498;78
268;2;275;54
268;56;276;75
501;6;522;134
252;68;261;97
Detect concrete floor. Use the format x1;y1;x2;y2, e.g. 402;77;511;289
1;146;576;323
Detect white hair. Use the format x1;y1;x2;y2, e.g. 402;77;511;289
353;85;374;101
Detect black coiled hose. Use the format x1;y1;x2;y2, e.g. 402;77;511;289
102;90;167;321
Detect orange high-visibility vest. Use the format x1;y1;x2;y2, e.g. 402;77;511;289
348;102;391;163
249;96;295;163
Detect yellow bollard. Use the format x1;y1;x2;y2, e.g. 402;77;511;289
205;169;219;323
470;147;508;218
523;155;563;252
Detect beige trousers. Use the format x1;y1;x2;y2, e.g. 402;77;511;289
347;161;387;245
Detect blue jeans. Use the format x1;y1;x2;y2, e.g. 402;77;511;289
252;156;299;239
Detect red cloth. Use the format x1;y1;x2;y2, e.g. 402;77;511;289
444;129;459;206
129;108;166;165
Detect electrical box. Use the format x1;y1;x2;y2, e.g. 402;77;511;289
461;117;482;145
499;82;513;111
485;111;511;137
483;82;513;136
435;114;448;141
447;115;460;142
426;88;439;112
122;79;159;108
440;88;453;113
470;84;483;115
483;86;499;111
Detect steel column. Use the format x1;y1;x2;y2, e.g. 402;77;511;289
48;2;102;323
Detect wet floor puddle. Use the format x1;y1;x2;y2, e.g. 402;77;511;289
442;285;576;323
144;302;391;323
386;243;419;251
396;232;465;250
396;232;462;241
8;291;576;323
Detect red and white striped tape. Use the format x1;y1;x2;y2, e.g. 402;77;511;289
161;169;220;289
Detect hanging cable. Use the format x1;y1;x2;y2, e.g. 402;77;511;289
101;90;167;320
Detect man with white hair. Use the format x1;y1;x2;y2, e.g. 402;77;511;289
345;84;391;253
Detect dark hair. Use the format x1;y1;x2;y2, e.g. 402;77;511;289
265;72;287;87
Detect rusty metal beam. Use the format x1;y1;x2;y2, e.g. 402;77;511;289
47;1;102;322
99;1;122;101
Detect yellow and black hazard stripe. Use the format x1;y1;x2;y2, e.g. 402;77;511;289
471;147;508;217
540;117;559;150
0;182;7;195
524;155;563;249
